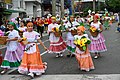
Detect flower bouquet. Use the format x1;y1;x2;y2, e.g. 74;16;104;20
74;35;91;51
70;27;77;36
52;27;61;37
18;37;28;45
89;26;100;37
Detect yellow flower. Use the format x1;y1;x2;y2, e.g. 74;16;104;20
77;39;81;45
74;40;77;45
90;26;97;32
55;27;59;32
22;37;27;41
81;38;87;43
80;40;85;47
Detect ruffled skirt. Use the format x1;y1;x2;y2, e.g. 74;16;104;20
89;33;107;53
48;37;66;54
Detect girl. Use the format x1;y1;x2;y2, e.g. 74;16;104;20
48;17;66;58
1;22;23;74
89;15;107;59
65;15;80;57
18;22;47;78
75;26;95;71
18;22;27;32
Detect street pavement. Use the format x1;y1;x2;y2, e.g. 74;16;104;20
0;23;120;80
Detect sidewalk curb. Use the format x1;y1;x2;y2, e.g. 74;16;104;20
0;74;120;80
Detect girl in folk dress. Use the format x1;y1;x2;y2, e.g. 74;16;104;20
75;26;95;71
1;22;23;74
18;22;27;32
89;15;107;59
18;22;47;78
65;15;80;57
48;17;66;58
18;22;27;51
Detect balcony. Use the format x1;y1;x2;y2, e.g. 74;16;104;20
24;0;41;3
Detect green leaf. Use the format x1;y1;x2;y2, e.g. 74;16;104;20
83;46;86;51
86;40;91;44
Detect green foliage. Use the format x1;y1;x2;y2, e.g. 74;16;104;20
106;0;120;12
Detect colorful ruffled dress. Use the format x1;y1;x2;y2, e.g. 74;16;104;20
89;22;107;53
65;21;79;54
48;23;66;54
75;34;95;71
1;30;23;69
18;31;46;74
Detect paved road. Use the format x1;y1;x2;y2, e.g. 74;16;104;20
0;23;120;76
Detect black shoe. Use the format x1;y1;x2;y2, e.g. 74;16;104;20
71;54;75;57
67;54;71;57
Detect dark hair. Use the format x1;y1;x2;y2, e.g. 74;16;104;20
118;23;120;26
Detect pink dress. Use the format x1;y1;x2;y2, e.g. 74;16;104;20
89;22;107;53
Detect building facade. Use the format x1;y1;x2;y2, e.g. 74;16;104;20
42;0;61;16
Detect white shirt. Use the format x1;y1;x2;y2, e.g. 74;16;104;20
65;21;79;40
18;27;27;32
23;31;40;54
7;30;20;51
48;23;60;42
91;22;101;30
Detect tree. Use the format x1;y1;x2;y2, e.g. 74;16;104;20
106;0;120;12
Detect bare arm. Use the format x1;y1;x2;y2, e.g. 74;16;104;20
7;37;18;41
37;39;47;50
100;24;103;32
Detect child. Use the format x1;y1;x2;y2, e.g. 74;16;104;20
75;26;95;71
18;22;47;78
65;15;79;57
116;23;120;32
48;17;66;58
89;15;107;59
1;22;23;74
18;22;27;32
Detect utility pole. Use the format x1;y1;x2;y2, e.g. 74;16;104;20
71;0;74;15
78;0;81;16
61;0;64;18
52;0;56;16
93;0;96;12
98;0;100;12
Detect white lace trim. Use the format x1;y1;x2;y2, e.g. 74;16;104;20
1;66;10;69
50;41;64;46
90;34;100;40
18;67;45;73
75;53;91;58
81;66;95;71
90;49;107;53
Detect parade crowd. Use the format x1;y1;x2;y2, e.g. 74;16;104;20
0;11;118;78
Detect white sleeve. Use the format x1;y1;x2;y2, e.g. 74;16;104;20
14;31;20;38
90;22;93;26
98;21;101;25
84;34;90;40
48;24;51;33
34;31;40;39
